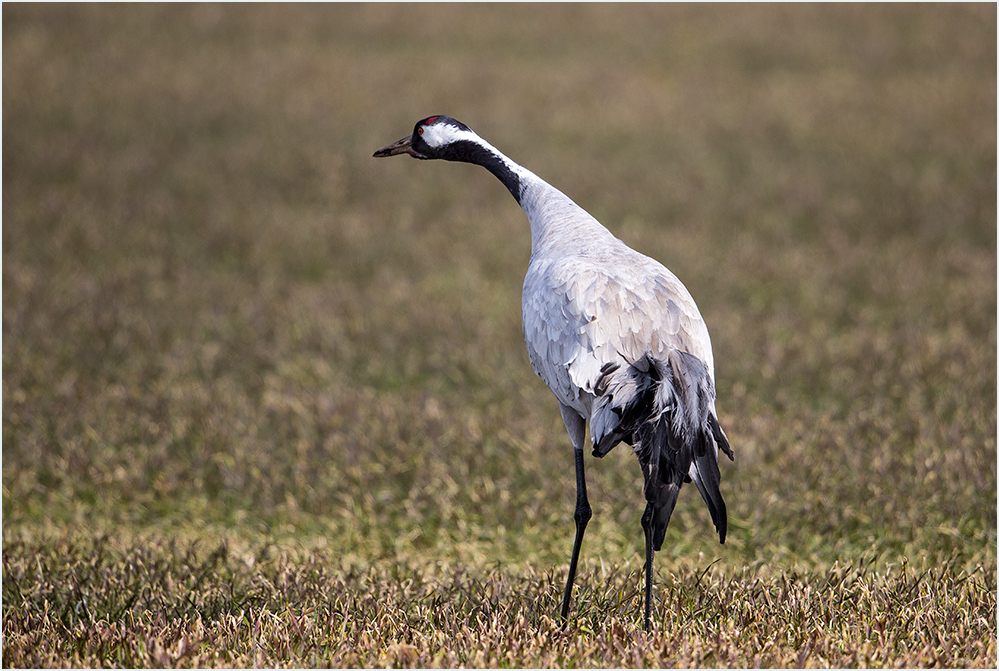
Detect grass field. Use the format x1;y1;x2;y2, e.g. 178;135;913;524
3;4;996;667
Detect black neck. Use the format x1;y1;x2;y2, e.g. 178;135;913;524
440;140;522;204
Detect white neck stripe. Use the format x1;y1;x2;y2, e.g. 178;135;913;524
422;124;530;180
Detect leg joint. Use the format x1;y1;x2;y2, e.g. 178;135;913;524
640;502;653;531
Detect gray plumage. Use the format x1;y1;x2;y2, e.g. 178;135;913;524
375;115;733;631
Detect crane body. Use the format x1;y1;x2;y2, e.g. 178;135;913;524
375;116;733;631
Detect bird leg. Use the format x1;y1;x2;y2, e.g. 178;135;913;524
557;404;591;624
641;501;655;632
560;446;591;623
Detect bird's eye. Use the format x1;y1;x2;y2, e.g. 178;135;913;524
417;127;424;136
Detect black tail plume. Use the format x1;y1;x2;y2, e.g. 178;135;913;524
599;350;733;551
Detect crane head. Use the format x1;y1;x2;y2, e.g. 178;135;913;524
373;115;473;160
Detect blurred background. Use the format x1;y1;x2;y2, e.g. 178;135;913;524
3;4;996;574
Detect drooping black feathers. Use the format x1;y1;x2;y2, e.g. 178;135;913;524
594;351;734;550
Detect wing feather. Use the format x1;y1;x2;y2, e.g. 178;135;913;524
522;244;714;422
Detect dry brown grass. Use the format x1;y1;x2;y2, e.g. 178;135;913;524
3;535;994;668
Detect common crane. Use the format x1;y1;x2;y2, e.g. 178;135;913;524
374;115;733;631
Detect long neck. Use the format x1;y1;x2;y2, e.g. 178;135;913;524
440;138;523;203
445;135;618;256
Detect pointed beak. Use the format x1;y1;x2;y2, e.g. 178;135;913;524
373;135;423;158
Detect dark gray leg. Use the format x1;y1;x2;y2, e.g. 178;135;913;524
557;404;590;623
560;446;591;621
641;501;655;632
